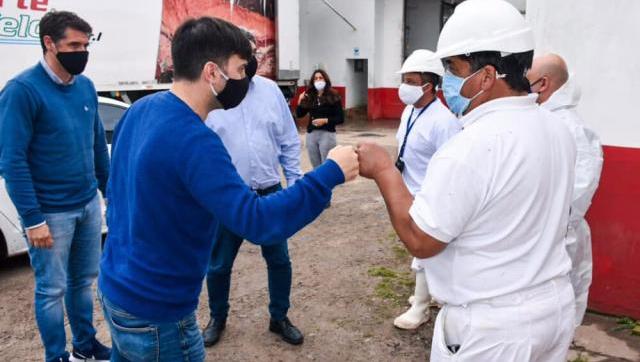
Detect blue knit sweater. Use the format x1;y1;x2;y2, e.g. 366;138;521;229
99;91;344;322
0;63;109;227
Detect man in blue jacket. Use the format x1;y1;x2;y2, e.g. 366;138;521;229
0;11;111;362
98;17;358;361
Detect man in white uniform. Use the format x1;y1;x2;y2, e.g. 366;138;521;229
357;1;577;360
394;49;461;329
528;53;604;327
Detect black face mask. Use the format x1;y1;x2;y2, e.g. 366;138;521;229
215;75;250;110
56;50;89;75
246;56;258;79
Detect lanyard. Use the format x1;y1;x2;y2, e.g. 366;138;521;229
398;98;436;159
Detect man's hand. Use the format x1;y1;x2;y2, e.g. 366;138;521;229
327;145;359;182
312;118;329;127
356;142;395;180
27;224;53;249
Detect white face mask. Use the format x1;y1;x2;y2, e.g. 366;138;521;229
314;80;326;91
398;83;427;106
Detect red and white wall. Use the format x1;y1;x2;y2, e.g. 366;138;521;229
528;0;640;319
295;0;526;120
296;0;640;319
296;0;405;119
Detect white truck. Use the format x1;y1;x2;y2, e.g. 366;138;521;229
0;0;300;259
0;0;300;99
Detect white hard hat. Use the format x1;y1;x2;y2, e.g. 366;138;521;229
397;49;444;77
435;0;534;59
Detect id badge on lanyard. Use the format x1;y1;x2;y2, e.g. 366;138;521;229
396;99;435;172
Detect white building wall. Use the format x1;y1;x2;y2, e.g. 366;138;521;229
299;0;375;107
299;0;403;108
373;0;404;88
527;0;640;148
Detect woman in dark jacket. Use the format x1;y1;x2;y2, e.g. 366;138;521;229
296;69;344;169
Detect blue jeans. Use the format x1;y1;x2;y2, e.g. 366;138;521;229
100;291;205;362
27;194;102;362
206;184;292;321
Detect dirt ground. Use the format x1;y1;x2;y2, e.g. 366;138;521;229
1;119;639;361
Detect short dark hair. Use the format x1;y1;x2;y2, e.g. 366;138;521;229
420;72;441;94
461;50;534;93
240;28;256;44
39;11;92;53
171;17;252;81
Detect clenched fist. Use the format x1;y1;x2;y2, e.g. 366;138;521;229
27;223;54;249
327;145;359;182
356;142;395;179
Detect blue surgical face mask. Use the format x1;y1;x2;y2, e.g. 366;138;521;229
442;68;485;117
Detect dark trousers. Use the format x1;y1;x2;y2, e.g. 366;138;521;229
206;184;292;321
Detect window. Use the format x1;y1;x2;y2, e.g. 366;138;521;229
98;103;127;144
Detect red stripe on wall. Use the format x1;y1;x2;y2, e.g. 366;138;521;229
367;88;404;120
587;145;640;318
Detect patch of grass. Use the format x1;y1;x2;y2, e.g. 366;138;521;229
614;317;640;336
391;244;410;260
374;279;398;300
368;266;398;278
387;230;398;241
568;353;589;362
368;266;415;306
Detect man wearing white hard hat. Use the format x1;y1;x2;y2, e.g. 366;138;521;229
393;49;461;330
357;0;577;360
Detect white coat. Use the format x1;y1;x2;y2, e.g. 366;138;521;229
542;77;604;327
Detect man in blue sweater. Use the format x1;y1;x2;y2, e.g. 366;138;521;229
98;17;358;361
0;11;111;362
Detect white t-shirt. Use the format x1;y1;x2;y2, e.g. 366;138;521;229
396;98;461;195
409;95;576;305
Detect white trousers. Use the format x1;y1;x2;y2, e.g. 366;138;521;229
565;219;593;327
430;276;576;362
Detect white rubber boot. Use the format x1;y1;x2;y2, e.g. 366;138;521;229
394;271;430;329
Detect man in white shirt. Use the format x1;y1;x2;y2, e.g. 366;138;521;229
357;1;577;360
394;49;461;329
528;53;604;327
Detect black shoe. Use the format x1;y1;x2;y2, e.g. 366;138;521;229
71;338;111;361
202;318;226;347
269;317;304;345
54;352;71;362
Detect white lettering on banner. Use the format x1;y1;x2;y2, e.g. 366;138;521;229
0;13;39;41
0;0;158;92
